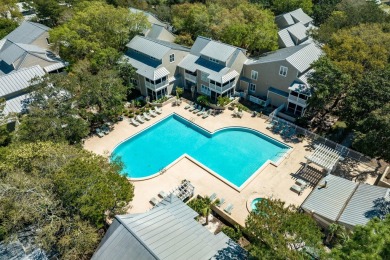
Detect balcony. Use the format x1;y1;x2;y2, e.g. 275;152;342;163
288;94;308;107
209;81;235;94
184;73;197;83
145;80;169;91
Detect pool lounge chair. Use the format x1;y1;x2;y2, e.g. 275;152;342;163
209;193;217;201
188;104;196;112
296;179;308;187
150;197;159;205
95;128;104;138
158;191;168;198
193;105;201;114
224;203;234;214
291;184;303;195
101;125;110;135
143;112;151;120
184;102;193;109
202;110;210;119
149;110;157;117
217;198;225;207
197;107;206;116
154;107;162;114
136;115;145;124
130;118;139;126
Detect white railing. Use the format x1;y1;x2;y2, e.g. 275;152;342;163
288;94;308;107
249;95;270;107
145;80;168;91
184;73;197;83
209;82;235;93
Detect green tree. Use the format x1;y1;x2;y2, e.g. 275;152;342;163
172;3;210;38
0;17;18;38
32;0;64;27
50;1;149;63
331;216;390;259
311;0;341;25
245;199;324;259
269;0;313;15
0;0;20;18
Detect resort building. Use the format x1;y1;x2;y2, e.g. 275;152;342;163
129;7;176;43
178;36;248;102
92;194;247;260
0;21;67;75
239;43;322;118
301;175;390;230
123;36;190;100
275;8;315;48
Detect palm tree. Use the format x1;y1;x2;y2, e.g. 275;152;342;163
202;196;219;226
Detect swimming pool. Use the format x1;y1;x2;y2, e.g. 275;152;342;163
112;114;290;188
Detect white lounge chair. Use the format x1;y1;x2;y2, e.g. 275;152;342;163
184;102;193;109
158;191;168;198
149;110;157;117
136;115;145;123
95;128;104;138
193;105;201;114
291;184;303;195
217;198;225;207
130;118;139;126
224;203;234;214
202;110;210;119
209;193;217;201
197;107;206;116
188;104;197;112
154;107;162;114
150;197;159;205
143;112;151;120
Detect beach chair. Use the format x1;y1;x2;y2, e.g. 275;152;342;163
197;107;206;116
101;125;110;135
95;128;104;138
158;191;168;198
202;110;210;119
209;193;217;201
296;179;308;188
291;184;303;195
193;105;201;114
129;118;139;126
188;104;197;112
136;115;145;123
150;197;159;205
154;107;162;114
224;203;234;214
184;102;193;109
149;110;157;117
143;112;151;120
217;198;225;207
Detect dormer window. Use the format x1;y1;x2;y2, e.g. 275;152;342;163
279;66;288;77
209;57;219;64
169;53;175;63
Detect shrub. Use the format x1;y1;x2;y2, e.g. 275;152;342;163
221;226;242;242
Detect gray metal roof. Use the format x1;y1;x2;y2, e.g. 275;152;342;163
3;93;30;115
252;43;322;73
0;40;47;65
289;8;313;25
92;195;247;260
278;22;308;47
126;36;170;60
2;21;49;44
0;65;45;98
301;175;358;221
129;7;166;27
339;184;389;227
278;29;295;47
200;40;236;62
146;24;175;42
275;13;295;28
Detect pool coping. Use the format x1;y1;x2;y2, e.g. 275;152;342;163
111;112;293;192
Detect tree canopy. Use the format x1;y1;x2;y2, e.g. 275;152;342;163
0;142;134;258
245;199;324;259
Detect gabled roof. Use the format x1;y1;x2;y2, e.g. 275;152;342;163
275;8;313;29
2;21;49;44
3;93;30;115
145;24;175;42
0;40;47;65
92;195;247;260
251;43;322;73
0;65;45;98
129;7;166;27
126;36;188;60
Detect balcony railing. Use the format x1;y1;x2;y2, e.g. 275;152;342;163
145;80;169;91
184;73;197;83
209;82;235;94
288;94;308;107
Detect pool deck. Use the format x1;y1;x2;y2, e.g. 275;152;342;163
83;102;374;226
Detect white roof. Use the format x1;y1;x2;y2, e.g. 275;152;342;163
200;41;236;62
126;36;170;60
0;65;45;97
3;93;30;115
138;66;170;81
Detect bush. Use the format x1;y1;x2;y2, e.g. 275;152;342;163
187;197;209;215
197;95;210;106
221;226;242;242
217;96;231;106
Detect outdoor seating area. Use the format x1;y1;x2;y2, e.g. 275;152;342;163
95;122;114;138
304;144;343;175
290;178;308;195
129;106;163;126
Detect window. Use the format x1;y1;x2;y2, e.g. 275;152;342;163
287;102;305;116
201;72;208;82
279;66;288;77
209;57;219;63
201;85;211;96
169;53;175;63
46;38;50;45
249;83;256;93
251;70;258;80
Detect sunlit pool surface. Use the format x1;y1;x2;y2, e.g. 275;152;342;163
112;114;290;187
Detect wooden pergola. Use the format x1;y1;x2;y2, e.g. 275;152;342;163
304;144;343;175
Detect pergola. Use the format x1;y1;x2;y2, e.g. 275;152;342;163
304;144;343;175
171;180;195;201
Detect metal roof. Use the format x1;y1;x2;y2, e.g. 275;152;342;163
129;7;166;27
138;66;170;81
339;184;389;227
123;50;169;80
275;8;313;29
0;41;47;65
301;175;358;221
2;21;49;44
43;62;67;73
200;41;236;62
298;69;314;86
126;36;170;60
289;8;313;25
278;29;295;47
92;195;247;260
276;13;295;28
3;93;30;115
146;24;175;42
286;22;308;41
0;65;44;98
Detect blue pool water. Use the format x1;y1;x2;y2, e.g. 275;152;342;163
251;198;263;211
112;114;290;187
